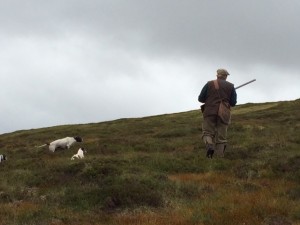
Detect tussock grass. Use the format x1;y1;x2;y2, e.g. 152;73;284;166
0;99;299;224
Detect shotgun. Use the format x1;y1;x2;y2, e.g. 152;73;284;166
235;79;256;89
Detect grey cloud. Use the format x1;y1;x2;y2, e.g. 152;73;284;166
2;1;300;67
0;0;299;134
61;0;300;69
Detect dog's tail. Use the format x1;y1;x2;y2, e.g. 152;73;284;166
35;143;49;148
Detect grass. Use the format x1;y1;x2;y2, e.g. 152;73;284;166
0;99;299;225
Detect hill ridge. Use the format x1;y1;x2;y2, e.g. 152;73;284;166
0;99;299;225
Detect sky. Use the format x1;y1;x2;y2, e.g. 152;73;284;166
1;0;300;134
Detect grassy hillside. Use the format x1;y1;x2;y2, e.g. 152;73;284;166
0;99;299;225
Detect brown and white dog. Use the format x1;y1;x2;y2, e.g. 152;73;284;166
0;154;7;163
37;136;83;152
71;148;87;160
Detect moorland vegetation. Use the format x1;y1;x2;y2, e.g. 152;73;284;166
0;99;299;225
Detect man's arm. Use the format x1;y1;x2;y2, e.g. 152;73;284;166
230;88;237;106
198;83;209;103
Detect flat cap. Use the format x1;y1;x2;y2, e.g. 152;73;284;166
217;69;230;76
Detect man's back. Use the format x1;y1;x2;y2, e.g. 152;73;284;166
199;79;236;117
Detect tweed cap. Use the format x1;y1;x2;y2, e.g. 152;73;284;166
217;69;230;76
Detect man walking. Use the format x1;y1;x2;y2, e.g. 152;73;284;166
198;69;237;158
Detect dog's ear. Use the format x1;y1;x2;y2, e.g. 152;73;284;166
74;136;83;142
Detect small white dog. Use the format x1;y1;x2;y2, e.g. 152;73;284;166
0;154;7;163
37;136;83;152
71;148;87;160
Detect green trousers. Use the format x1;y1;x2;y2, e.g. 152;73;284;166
202;115;228;157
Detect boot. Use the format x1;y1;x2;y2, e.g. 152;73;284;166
215;144;226;157
206;144;214;158
203;135;215;159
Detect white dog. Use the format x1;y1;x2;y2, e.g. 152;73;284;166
37;136;83;152
71;148;86;160
0;154;7;163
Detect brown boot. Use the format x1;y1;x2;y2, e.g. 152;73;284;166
203;136;215;159
206;144;214;158
215;144;226;157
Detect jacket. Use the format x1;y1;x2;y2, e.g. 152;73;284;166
198;79;237;117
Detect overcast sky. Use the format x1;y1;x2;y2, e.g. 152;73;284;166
1;0;299;134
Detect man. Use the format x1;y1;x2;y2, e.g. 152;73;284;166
198;69;237;158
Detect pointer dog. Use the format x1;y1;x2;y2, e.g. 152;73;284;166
37;136;83;152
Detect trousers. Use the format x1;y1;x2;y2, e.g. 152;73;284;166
202;115;229;157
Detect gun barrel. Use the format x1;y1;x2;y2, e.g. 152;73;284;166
235;79;256;90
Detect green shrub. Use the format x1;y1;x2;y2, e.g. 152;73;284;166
62;174;166;211
271;156;300;181
287;187;300;200
232;162;259;180
101;175;165;210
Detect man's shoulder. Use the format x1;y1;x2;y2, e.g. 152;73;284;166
220;80;234;88
207;80;215;86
